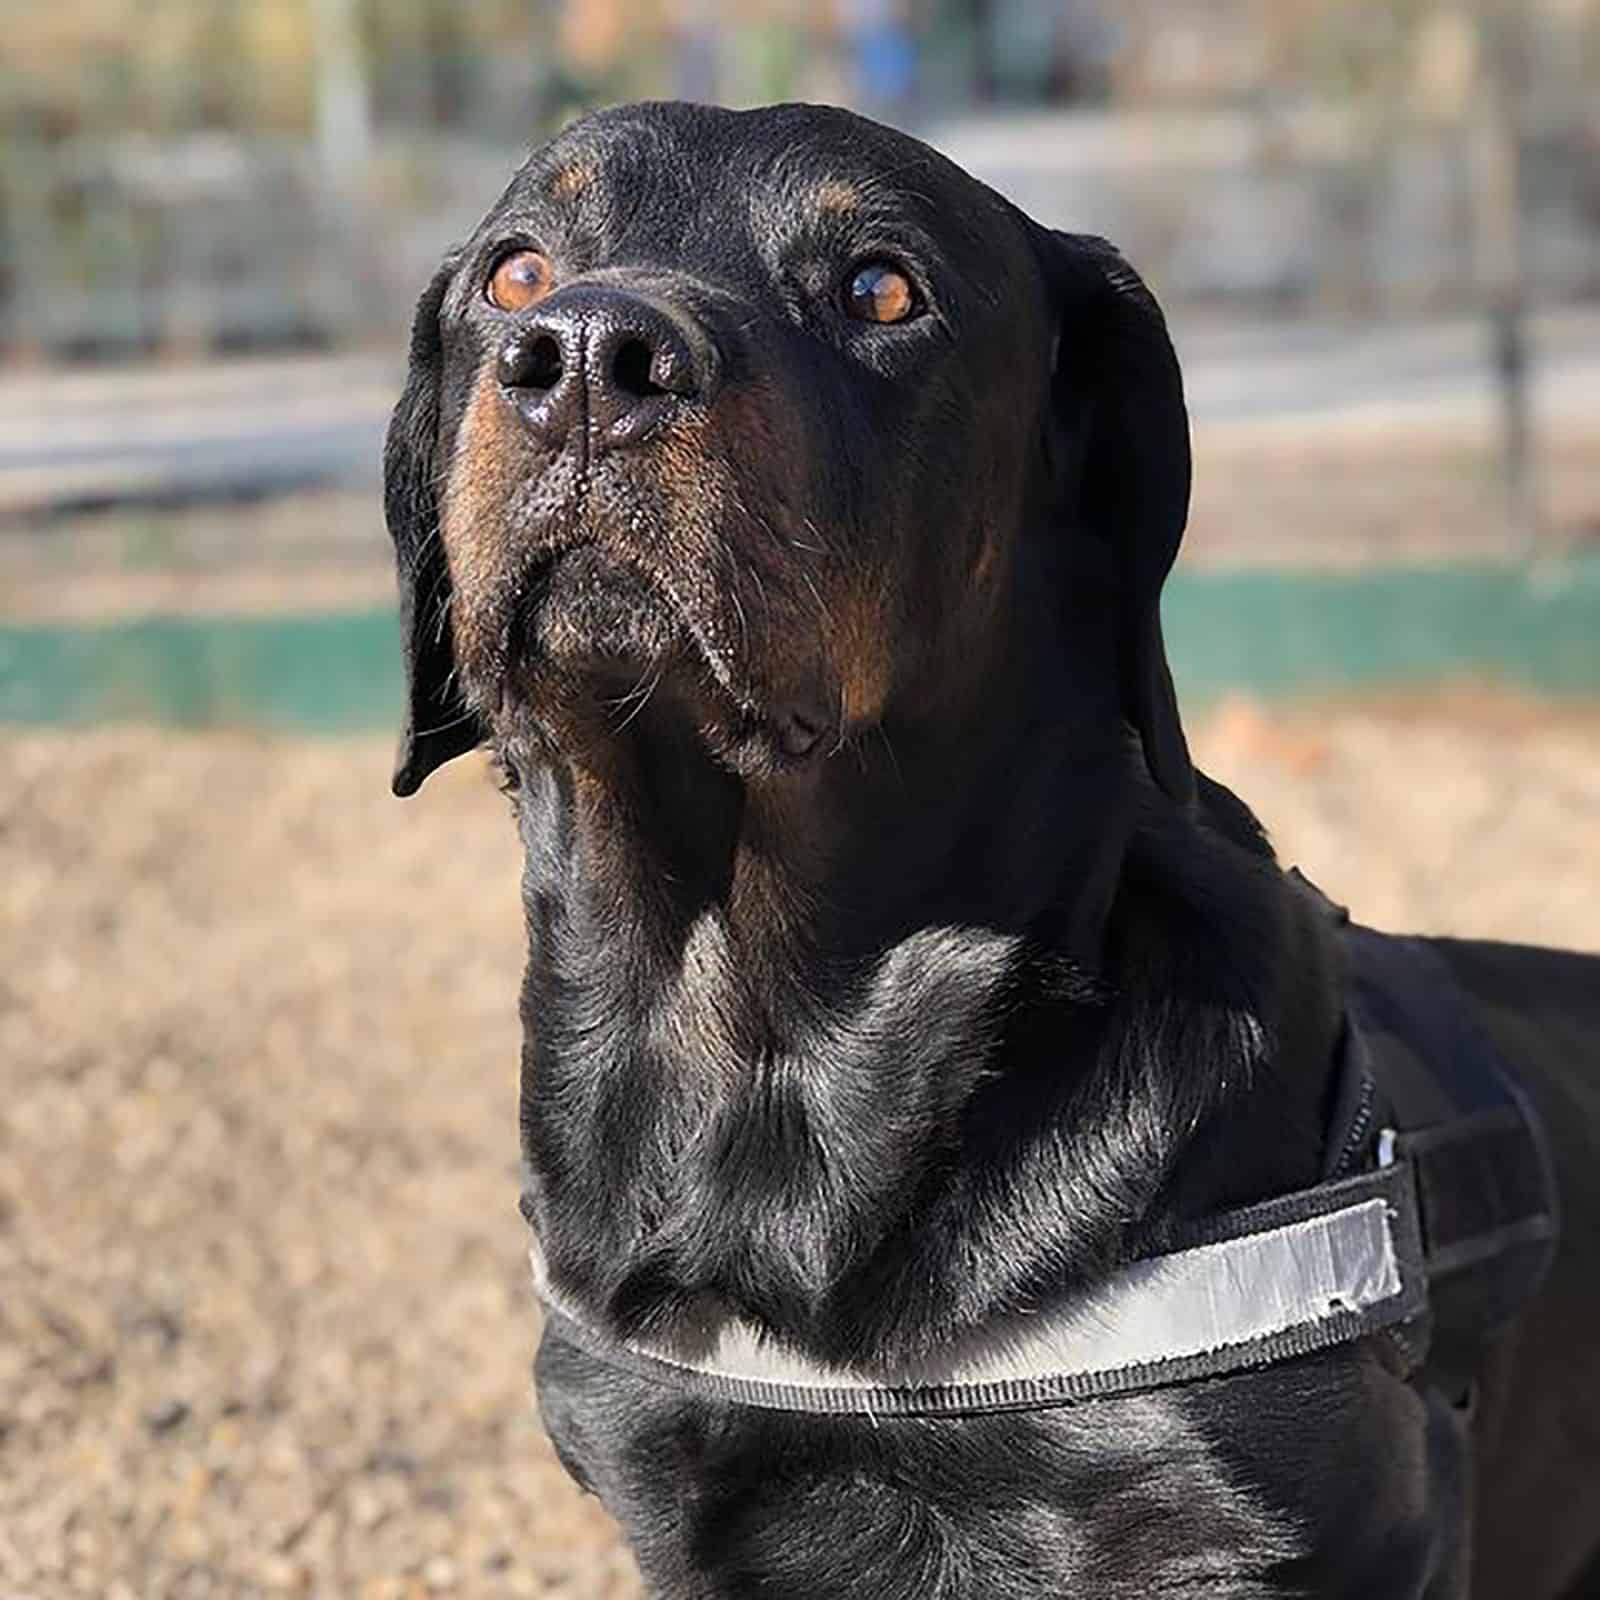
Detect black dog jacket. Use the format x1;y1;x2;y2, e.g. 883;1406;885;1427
1331;915;1560;1397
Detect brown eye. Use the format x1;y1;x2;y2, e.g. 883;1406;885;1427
487;249;555;312
844;261;917;324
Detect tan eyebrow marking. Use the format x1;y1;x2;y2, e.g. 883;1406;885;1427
547;161;595;201
815;178;862;217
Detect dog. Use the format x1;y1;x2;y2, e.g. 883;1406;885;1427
384;101;1600;1598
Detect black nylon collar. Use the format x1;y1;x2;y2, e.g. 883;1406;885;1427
534;1158;1428;1417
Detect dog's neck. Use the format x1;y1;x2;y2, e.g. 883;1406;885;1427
508;680;1343;1368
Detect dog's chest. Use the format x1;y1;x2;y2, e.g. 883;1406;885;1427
534;1327;1454;1599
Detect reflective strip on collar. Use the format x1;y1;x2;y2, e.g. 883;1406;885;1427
533;1162;1428;1417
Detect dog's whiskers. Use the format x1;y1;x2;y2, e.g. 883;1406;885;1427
409;704;479;739
830;684;849;757
790;516;829;556
799;570;835;635
609;667;665;734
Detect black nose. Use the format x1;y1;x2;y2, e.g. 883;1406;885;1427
496;288;717;450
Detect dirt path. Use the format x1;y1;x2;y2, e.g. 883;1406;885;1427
3;699;1597;1596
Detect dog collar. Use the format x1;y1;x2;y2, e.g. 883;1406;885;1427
529;921;1558;1419
533;1153;1427;1417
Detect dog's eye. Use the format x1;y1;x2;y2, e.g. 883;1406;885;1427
843;261;918;325
487;249;556;312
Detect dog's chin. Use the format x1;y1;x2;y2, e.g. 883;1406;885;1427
523;545;688;668
510;546;835;779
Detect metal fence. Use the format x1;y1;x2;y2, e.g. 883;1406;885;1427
4;2;1598;356
6;115;1598;358
0;127;526;356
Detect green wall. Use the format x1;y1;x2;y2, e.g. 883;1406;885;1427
3;560;1596;732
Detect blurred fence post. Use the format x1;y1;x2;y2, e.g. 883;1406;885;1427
310;0;374;339
311;0;373;183
0;136;52;357
1469;7;1539;560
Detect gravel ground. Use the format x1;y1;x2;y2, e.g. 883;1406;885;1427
3;697;1598;1598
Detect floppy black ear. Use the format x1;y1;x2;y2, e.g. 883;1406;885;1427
1033;230;1195;805
385;254;483;797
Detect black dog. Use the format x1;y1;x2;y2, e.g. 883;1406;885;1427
385;102;1600;1597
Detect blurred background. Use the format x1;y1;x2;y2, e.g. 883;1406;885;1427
2;4;1597;1597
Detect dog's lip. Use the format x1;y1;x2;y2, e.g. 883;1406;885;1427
773;707;829;760
519;539;707;673
510;543;840;764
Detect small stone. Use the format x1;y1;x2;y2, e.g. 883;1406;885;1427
423;1555;458;1591
145;1398;189;1435
416;1481;457;1513
260;1554;304;1590
349;1484;388;1531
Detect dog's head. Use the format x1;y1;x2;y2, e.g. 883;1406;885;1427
386;101;1192;803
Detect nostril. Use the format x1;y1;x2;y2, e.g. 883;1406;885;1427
612;337;665;400
524;335;563;391
500;332;564;393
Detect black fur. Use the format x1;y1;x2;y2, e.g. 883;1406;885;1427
385;102;1600;1597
